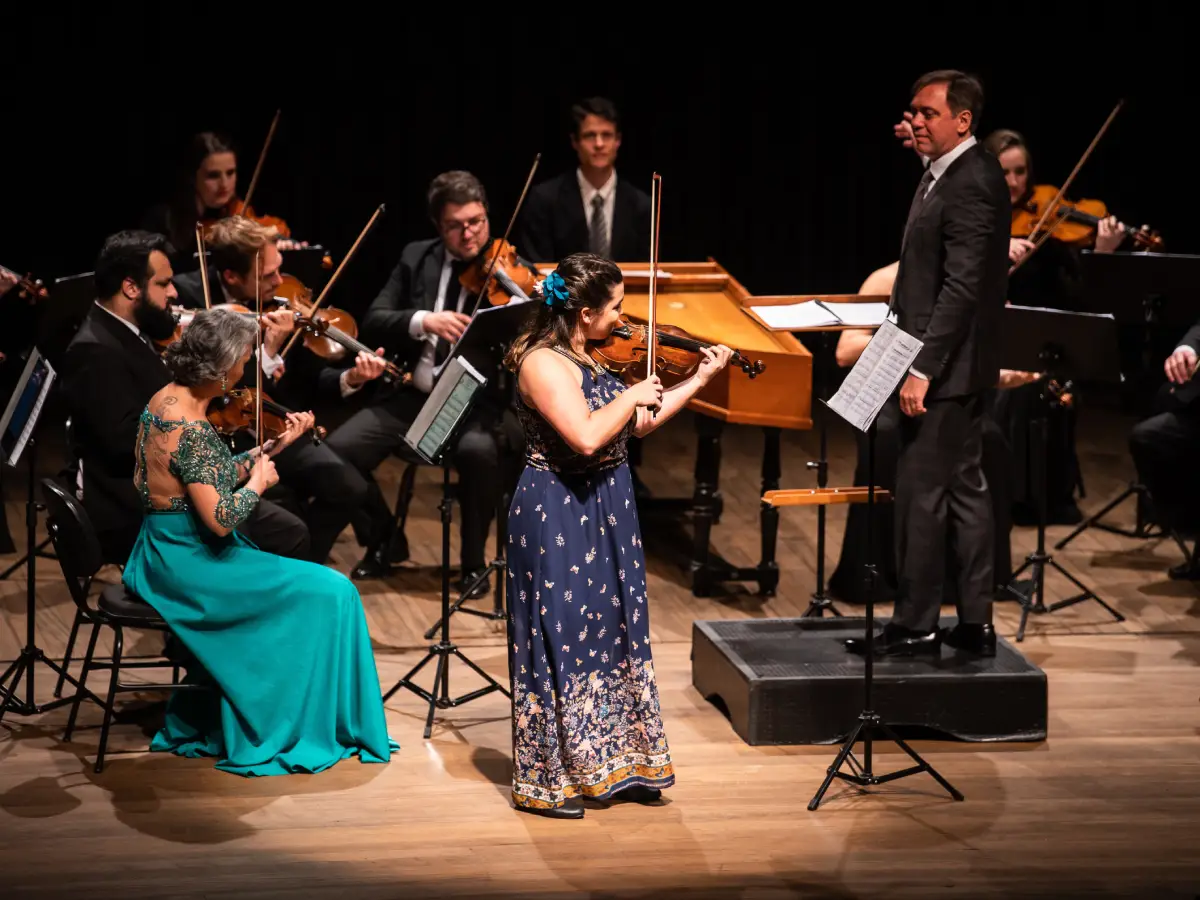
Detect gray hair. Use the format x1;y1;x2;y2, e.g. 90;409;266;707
164;306;258;387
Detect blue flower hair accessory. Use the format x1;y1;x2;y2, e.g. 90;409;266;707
539;270;570;308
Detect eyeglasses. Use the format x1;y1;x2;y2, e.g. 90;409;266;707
443;214;487;236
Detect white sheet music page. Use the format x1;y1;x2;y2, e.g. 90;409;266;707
826;319;923;432
748;300;840;329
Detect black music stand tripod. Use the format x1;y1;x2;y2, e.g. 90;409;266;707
809;319;962;810
809;404;962;809
1;350;98;722
382;355;510;738
421;300;532;639
1056;251;1200;555
998;306;1125;641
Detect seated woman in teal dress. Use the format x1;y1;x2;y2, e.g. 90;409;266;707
122;306;398;776
504;254;733;818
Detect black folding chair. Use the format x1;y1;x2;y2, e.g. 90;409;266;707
41;478;209;773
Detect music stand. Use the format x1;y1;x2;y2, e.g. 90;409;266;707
808;319;962;810
32;271;96;374
422;299;536;637
998;305;1126;641
381;354;511;738
1056;251;1200;550
0;349;91;721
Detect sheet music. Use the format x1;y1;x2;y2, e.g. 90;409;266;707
748;300;840;329
826;319;923;432
816;301;891;327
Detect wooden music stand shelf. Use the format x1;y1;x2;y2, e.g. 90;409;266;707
762;487;892;508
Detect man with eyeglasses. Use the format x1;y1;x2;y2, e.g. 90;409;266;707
324;171;533;590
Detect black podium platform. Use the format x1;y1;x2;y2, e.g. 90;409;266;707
692;617;1047;745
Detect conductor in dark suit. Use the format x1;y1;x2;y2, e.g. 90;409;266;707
514;97;651;264
325;171;530;588
60;230;310;565
846;70;1010;659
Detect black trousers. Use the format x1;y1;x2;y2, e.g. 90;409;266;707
259;438;369;564
830;396;1012;605
1129;387;1200;534
324;387;524;572
893;391;994;633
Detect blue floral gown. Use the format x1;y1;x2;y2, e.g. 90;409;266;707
507;350;675;810
122;406;398;776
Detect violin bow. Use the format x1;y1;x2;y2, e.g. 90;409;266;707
465;152;542;319
255;251;264;455
241;108;281;215
195;224;213;310
280;203;387;359
647;173;662;415
1011;99;1124;274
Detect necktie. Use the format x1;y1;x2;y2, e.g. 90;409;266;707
589;193;608;257
434;259;469;368
903;166;936;240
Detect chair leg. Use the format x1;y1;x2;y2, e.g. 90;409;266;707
64;621;101;742
55;608;85;698
95;625;123;774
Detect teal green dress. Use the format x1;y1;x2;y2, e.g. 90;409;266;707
122;406;398;776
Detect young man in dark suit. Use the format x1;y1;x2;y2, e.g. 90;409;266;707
515;97;651;264
846;70;1011;659
325;171;530;589
60;230;310;565
1129;323;1200;578
172;216;388;564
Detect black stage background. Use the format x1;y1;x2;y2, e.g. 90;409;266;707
3;18;1193;339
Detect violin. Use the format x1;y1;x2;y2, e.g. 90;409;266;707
590;316;766;387
459;239;539;307
1013;184;1163;250
207;387;326;445
293;314;408;383
273;273;360;361
0;264;49;303
155;302;300;350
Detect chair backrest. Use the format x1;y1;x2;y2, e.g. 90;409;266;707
41;477;105;613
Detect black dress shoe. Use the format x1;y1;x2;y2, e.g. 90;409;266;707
518;798;584;819
456;568;491;599
1168;559;1200;581
941;623;997;657
614;785;662;803
845;622;941;657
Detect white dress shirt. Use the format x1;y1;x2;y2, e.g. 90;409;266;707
408;254;469;394
908;134;978;382
578;167;617;254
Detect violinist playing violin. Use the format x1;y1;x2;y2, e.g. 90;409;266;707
326;170;537;588
141;132;307;271
60;230;312;565
504;254;731;818
172;215;388;566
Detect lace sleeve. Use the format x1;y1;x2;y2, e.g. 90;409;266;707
230;450;254;484
174;424;260;529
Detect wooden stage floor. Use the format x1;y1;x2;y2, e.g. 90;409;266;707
2;404;1198;898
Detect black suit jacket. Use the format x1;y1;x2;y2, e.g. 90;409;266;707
513;171;652;263
61;305;172;560
362;237;537;368
172;268;351;408
892;143;1011;399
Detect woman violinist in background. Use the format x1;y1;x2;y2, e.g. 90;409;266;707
983;128;1131;525
141;132;306;270
504;253;731;818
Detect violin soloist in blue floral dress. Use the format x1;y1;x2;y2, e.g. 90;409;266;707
507;350;675;809
121;405;398;776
